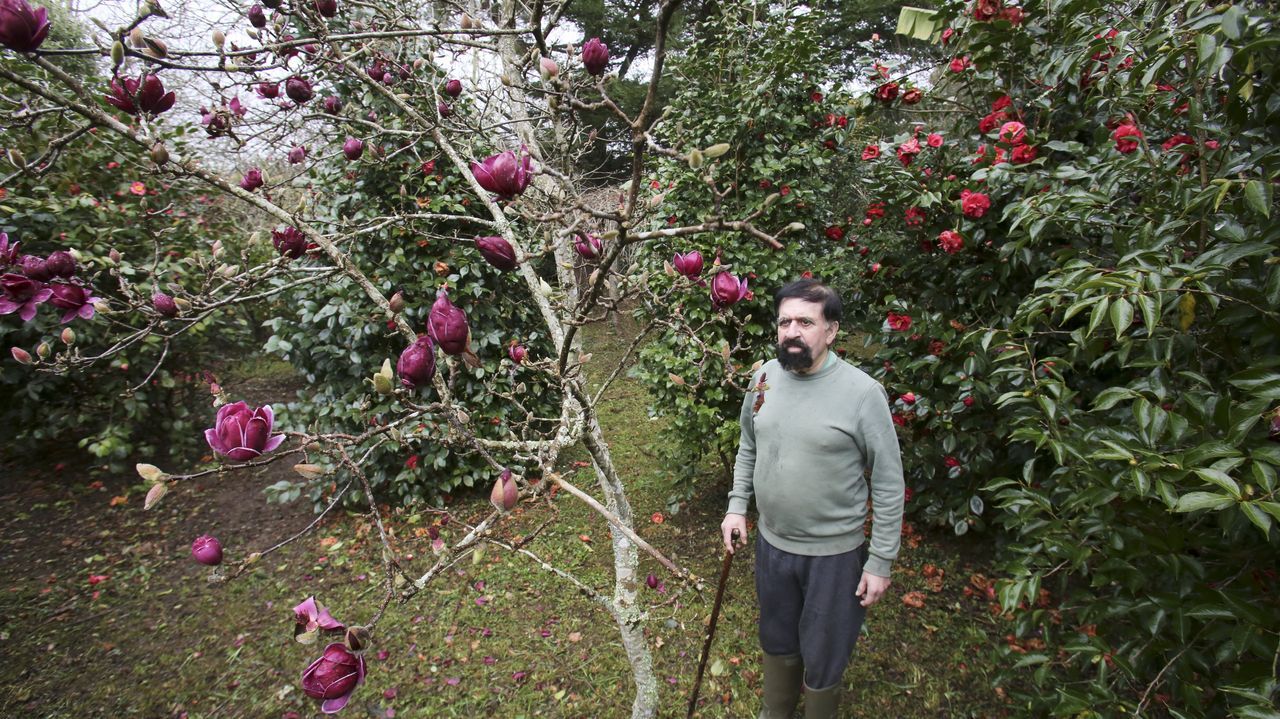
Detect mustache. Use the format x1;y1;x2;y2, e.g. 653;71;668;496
781;339;807;349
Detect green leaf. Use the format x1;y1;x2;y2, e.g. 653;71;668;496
1194;468;1240;497
1226;368;1280;399
1093;387;1137;411
1110;298;1134;336
1240;503;1271;537
1174;491;1235;513
1221;5;1246;40
1243;180;1271;219
895;6;941;42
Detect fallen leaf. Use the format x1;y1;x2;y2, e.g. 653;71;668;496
902;591;926;608
568;632;582;643
578;534;591;543
109;495;128;507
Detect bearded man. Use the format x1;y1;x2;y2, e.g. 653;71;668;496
720;278;905;719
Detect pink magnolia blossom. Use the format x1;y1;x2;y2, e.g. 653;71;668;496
204;401;286;461
302;643;366;714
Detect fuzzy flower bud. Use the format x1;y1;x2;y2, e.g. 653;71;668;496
489;468;518;512
153;291;179;317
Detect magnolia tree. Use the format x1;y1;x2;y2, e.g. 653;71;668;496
0;0;796;715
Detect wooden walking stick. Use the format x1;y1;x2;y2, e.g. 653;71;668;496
686;528;739;718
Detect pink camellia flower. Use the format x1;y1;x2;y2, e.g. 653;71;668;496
0;0;51;52
470;146;533;200
302;643;366;714
901;88;923;105
886;312;913;332
960;189;991;218
443;79;462;98
191;535;223;565
314;0;337;18
44;250;75;278
1011;144;1038;164
1000;6;1025;25
672;250;703;278
574;233;603;259
1112;123;1143;154
293;596;345;643
427;288;469;355
490;468;518;512
941;27;955;45
582;37;609;76
926;133;944;148
710;270;748;309
105;74;176;116
204;401;286;461
475;236;518;271
896;137;921;167
46;282;98;323
342;137;364;161
824;226;844;242
508;342;527;365
256;81;280;99
239;168;264;192
247;3;266;28
153;291;179;317
901;392;917;405
322;95;343;114
949;56;971;73
0;273;52;321
285;75;314;104
938;229;964;254
861;144;881;161
874;82;898;104
272;226;307;259
997;121;1026;145
904;207;927;227
397;335;436;389
288;145;307;164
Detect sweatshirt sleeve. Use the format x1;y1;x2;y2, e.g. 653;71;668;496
854;381;905;578
726;372;760;516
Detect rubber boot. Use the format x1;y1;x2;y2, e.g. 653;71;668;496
758;653;803;719
802;682;841;719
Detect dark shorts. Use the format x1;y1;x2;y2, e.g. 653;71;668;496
754;534;869;690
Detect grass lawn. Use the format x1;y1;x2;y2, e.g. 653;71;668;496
0;318;1024;718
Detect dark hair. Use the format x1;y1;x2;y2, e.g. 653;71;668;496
774;279;842;323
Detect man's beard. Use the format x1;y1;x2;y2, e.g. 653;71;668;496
776;339;813;371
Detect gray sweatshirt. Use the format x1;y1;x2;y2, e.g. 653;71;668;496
727;351;905;577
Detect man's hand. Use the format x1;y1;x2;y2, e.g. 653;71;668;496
856;572;891;607
721;513;748;554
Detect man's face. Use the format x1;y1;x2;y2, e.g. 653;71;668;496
775;298;838;373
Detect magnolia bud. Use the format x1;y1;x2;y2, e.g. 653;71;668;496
136;463;169;482
293;463;328;479
8;148;26;169
36;342;50;359
703;143;731;159
109;248;121;263
539;56;559;80
212;29;226;49
489;468;518;512
460;12;474;29
111;41;124;65
11;347;32;364
373;373;393;395
143;37;168;59
144;481;169;510
150;142;169;165
60;327;75;345
345;625;372;652
218;264;237;278
173;297;192;312
785;222;806;233
388;291;405;313
687;149;704;169
129;27;145;48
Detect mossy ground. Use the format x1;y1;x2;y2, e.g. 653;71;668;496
0;318;1024;718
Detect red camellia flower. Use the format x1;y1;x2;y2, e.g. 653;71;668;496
874;82;899;104
1161;134;1194;152
938;229;964;254
928;339;946;356
926;133;944;148
972;0;1001;21
949;56;971;73
886;312;913;332
960;190;991;218
941;27;955;45
861;144;881;161
901;88;923;105
904;207;926;227
944;456;962;469
991;95;1013;112
1112;122;1143;154
1000;6;1025;24
824;225;845;242
1011;144;1038;164
979;111;1009;135
864;201;886;223
997;121;1027;145
301;643;366;714
810;91;823;103
896;137;922;167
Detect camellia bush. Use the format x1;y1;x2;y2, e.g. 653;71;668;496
0;0;815;716
846;0;1280;714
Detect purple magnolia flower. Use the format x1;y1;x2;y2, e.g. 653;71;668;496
229;96;246;117
272;226;307;259
191;535;223;565
204;401;286;461
153;291;179;317
288;145;307;164
672;250;703;278
239;167;264;192
199;105;233;137
322;95;343;114
19;254;50;281
710;270;749;309
508;342;527;365
314;0;337;18
0;0;51;53
489;468;517;512
256;81;280;99
397;334;436;390
443;79;462;98
0;273;51;322
105;74;176;116
437;102;452;118
582;37;609;76
293;596;345;643
475;236;517;271
285;75;314;104
247;3;266;27
342;137;364;161
0;232;19;266
46;282;98;323
426;288;469;355
302;643;366;714
470;146;533;200
43;249;75;278
574;234;603;259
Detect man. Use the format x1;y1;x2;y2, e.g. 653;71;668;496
720;279;905;719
